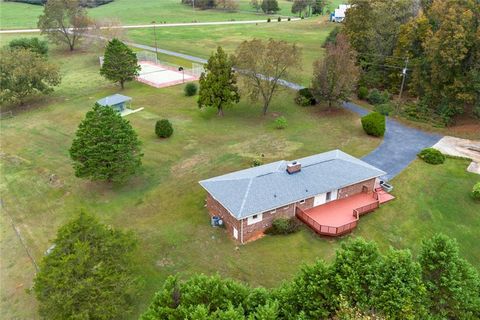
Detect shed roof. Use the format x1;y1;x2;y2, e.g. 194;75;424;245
96;94;132;106
199;150;386;220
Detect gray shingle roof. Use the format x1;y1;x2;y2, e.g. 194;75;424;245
96;94;131;106
199;150;386;219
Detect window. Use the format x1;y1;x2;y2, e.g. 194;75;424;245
326;191;331;201
299;199;306;204
247;213;263;225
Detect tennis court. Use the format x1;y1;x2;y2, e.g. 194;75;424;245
137;61;198;88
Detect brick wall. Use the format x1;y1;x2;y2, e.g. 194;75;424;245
337;178;375;199
206;193;242;241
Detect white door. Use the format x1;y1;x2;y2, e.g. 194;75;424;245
313;193;326;206
233;227;238;239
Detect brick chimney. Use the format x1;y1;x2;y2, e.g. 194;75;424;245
287;161;301;174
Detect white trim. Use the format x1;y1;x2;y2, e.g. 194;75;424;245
247;213;263;226
233;227;238;239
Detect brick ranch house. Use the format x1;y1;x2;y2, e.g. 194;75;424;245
199;150;394;244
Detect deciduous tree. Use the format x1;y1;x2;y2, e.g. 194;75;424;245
198;46;240;116
261;0;280;14
0;48;61;105
33;212;141;320
38;0;91;51
311;33;359;108
100;38;140;89
234;39;301;115
69;103;143;183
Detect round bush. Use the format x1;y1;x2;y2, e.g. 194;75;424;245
294;88;316;106
287;17;291;21
374;103;394;116
155;119;173;138
277;17;281;22
357;86;368;100
361;112;385;137
472;182;480;200
184;83;197;96
367;88;390;105
274;116;287;129
267;18;271;22
417;148;445;165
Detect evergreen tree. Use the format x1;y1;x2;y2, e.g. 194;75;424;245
372;248;427;319
419;234;480;319
33;212;140;319
100;38;140;89
69;103;143;183
198;46;240;116
261;0;280;14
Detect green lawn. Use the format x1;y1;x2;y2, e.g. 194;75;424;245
0;0;342;30
127;17;336;86
0;37;379;319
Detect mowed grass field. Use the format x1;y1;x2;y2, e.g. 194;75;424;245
127;17;336;86
0;34;380;318
1;32;479;320
0;0;342;29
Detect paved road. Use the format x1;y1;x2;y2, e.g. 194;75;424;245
343;102;442;180
0;18;300;34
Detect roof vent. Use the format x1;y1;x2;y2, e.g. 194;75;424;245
287;161;301;174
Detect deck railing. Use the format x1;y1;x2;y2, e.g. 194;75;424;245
296;207;358;236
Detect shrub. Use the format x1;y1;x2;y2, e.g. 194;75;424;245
361;112;385;137
357;86;368;100
294;88;316;106
274;116;287;129
184;82;197;96
266;218;301;235
374;103;394;116
323;26;341;48
9;37;48;56
287;17;291;21
267;18;271;22
474;104;480;119
367;88;390;105
155;119;173;138
472;182;480;200
278;17;281;22
417;148;445;165
252;159;263;167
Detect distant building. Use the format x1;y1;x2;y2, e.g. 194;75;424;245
331;4;352;23
96;94;132;113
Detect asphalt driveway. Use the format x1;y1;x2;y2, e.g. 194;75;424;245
343;102;442;180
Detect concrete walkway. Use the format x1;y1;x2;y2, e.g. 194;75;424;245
0;18;300;34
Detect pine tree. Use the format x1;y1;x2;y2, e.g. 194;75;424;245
33;212;140;319
100;38;140;89
198;46;240;116
69;103;143;183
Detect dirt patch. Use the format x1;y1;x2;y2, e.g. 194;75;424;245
171;153;209;176
0;152;30;166
433;136;480;174
228;135;303;159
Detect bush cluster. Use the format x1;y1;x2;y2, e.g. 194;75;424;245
184;82;197;96
8;37;48;56
374;102;394;116
361;112;385;137
472;182;480;200
266;218;301;235
294;88;316;106
155;119;173;138
357;86;368;99
417;148;445;165
274;116;287;129
367;88;390;105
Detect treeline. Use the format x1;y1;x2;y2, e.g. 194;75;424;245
343;0;480;124
5;0;113;7
141;234;480;319
181;0;239;11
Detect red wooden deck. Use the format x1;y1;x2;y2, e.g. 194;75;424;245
296;192;387;236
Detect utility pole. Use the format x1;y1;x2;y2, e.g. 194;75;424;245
398;56;409;100
192;0;195;9
151;21;158;63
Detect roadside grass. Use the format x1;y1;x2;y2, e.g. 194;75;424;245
126;17;336;86
0;42;379;319
0;0;342;30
